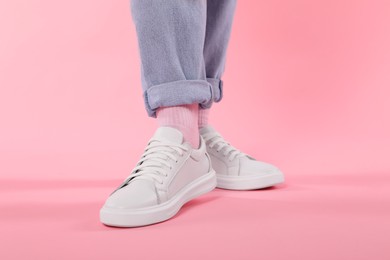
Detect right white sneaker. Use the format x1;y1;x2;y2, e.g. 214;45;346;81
100;126;216;227
200;125;284;190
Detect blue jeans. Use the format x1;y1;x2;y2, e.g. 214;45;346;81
130;0;237;118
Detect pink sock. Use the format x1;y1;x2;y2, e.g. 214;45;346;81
198;108;210;128
156;103;199;148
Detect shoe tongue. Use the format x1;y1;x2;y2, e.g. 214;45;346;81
199;125;216;135
151;126;184;144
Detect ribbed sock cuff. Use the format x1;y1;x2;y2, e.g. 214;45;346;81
198;108;210;128
156;103;199;148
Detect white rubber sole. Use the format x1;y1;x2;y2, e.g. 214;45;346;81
100;169;217;227
216;170;284;190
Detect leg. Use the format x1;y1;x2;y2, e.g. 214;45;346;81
100;0;218;227
204;0;237;103
130;0;212;118
199;0;238;128
199;1;285;190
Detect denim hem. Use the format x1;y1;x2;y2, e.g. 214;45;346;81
206;78;223;102
143;79;213;118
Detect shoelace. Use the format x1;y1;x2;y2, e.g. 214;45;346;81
126;140;189;185
202;131;247;162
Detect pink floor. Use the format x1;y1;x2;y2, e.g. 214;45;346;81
1;171;389;259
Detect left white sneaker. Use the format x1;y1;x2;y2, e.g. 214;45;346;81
100;126;216;227
199;125;284;190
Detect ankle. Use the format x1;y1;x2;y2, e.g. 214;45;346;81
198;108;210;128
156;103;199;148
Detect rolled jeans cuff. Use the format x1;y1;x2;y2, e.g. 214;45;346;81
206;78;223;102
143;80;214;118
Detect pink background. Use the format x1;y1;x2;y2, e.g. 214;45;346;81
1;0;389;259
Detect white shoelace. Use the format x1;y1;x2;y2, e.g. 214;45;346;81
202;131;247;162
125;140;189;185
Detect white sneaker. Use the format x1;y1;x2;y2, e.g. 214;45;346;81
100;126;216;227
199;125;284;190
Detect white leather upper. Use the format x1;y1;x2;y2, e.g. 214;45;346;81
104;126;212;210
200;125;281;177
105;179;158;209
